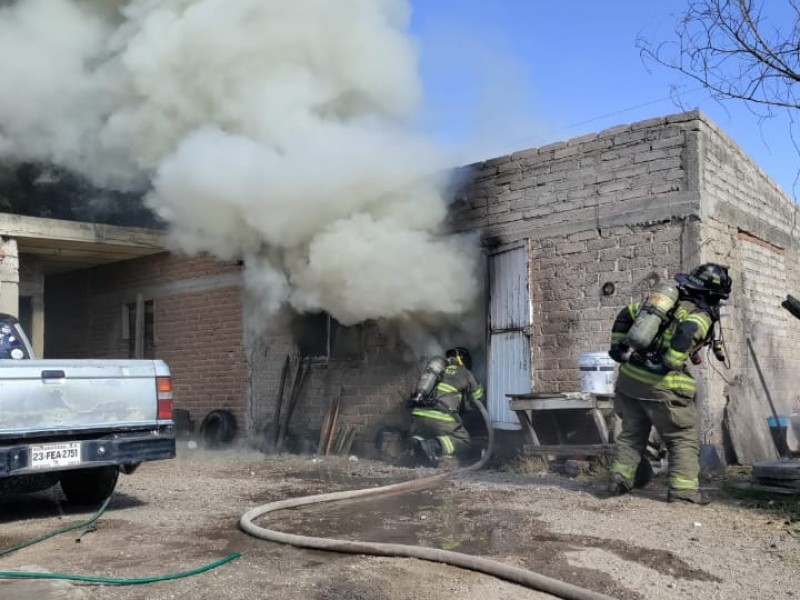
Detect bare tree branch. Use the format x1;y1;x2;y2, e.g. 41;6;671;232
638;0;800;110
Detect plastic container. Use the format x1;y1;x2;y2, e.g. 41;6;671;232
767;416;791;457
579;351;617;395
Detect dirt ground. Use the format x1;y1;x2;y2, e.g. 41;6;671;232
0;445;798;600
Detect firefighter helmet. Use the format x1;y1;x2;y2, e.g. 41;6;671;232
445;347;472;370
675;263;732;300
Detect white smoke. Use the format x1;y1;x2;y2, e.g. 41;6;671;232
0;0;481;343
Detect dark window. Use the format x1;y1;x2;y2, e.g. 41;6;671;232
291;312;363;360
127;300;155;359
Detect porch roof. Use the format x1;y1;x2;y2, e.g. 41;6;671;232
0;213;167;274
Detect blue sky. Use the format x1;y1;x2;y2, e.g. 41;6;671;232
408;1;799;198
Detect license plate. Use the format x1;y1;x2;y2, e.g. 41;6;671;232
29;442;82;470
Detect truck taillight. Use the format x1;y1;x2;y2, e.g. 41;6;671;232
157;377;174;420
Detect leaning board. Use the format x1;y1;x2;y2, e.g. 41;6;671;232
725;382;779;465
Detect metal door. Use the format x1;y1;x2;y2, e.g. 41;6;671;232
487;245;531;430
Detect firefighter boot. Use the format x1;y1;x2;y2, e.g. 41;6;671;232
667;489;711;505
414;439;442;467
607;473;632;497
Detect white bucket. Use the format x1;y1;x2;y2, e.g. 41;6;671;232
579;351;617;395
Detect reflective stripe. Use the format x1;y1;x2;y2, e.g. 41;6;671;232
436;382;460;394
411;408;456;422
669;476;699;491
610;461;636;481
473;386;484;399
438;435;455;454
664;347;688;369
619;363;697;393
627;303;640;319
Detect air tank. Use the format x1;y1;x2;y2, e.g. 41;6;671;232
625;281;680;351
411;356;447;404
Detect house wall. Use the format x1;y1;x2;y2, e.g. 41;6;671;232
451;110;800;460
452;113;703;395
38;110;800;462
694;118;800;456
45;253;249;430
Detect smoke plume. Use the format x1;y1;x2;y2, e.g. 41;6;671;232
0;0;481;344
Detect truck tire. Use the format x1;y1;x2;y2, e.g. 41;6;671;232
60;466;119;506
200;409;237;448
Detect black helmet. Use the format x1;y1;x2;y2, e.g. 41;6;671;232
445;347;472;370
675;263;732;300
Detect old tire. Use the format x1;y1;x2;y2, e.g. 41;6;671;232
60;466;119;506
200;409;237;448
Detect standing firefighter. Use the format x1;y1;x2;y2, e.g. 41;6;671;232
408;347;484;468
607;263;732;504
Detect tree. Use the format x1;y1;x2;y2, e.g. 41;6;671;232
638;1;800;114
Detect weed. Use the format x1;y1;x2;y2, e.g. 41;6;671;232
722;482;800;523
505;456;549;474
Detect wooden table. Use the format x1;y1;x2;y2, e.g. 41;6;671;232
507;392;616;457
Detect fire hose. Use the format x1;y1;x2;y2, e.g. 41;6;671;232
240;398;617;600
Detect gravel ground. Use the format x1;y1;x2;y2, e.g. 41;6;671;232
0;446;798;600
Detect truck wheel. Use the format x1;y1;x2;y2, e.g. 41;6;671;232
60;466;120;505
200;409;237;448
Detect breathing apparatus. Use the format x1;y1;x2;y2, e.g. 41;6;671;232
409;356;447;407
615;264;731;368
623;280;680;355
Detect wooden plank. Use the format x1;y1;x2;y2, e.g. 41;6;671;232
325;393;342;456
512;410;540;446
751;478;800;489
590;408;610;444
726;382;779;465
510;398;597;411
317;400;334;456
522;443;614;457
752;459;800;480
732;481;800;496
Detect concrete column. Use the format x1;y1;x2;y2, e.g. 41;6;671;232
0;237;19;317
31;295;45;358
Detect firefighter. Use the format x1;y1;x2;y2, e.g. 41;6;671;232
607;263;732;504
408;347;484;468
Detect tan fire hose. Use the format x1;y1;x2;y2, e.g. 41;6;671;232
240;399;618;600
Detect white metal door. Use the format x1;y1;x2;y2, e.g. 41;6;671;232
487;245;531;430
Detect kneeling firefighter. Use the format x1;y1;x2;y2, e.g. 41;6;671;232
407;347;485;467
607;263;731;505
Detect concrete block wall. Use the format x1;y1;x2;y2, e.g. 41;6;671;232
45;252;248;429
453;112;703;394
695;117;800;455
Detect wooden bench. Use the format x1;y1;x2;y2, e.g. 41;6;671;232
507;392;616;457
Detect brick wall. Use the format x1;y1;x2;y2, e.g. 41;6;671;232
45;252;248;429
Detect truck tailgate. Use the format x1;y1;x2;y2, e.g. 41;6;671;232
0;359;169;435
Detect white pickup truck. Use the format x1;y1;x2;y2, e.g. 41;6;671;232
0;313;176;505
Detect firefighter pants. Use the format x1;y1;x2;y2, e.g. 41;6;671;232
610;389;701;493
409;410;470;456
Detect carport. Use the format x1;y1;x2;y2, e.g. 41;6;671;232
0;213;165;357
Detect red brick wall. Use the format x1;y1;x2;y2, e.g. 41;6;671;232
45;252;248;429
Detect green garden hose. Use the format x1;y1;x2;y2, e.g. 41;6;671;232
0;553;241;585
0;495;240;585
